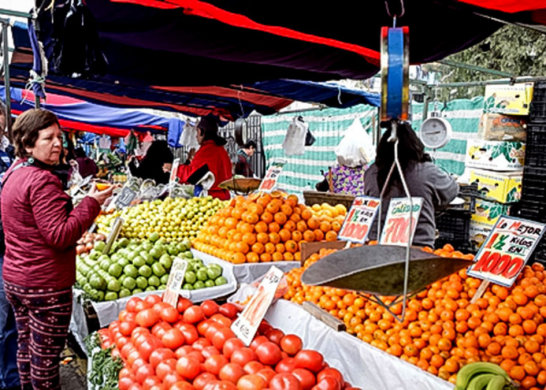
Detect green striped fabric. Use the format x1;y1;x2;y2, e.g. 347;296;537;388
261;97;485;194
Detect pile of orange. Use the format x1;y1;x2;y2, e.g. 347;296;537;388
285;244;546;389
193;194;346;264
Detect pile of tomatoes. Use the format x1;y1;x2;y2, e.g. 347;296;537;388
284;245;546;389
192;194;345;264
98;294;360;390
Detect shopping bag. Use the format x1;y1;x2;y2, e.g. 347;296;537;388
305;128;316;146
282;117;307;156
180;120;200;151
335;118;376;167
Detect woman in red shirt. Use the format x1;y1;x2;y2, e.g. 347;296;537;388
1;109;113;390
178;115;232;200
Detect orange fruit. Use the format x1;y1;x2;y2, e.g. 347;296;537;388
289;213;301;223
303;231;316;242
242;233;257;245
255;221;268;234
261;212;274;224
272;252;284;262
285;240;298;254
307;217;320;230
231;252;246;264
256;232;269;244
284;221;297;232
296;221;308;233
284;252;295;261
236;242;250;254
252;242;265;254
268;222;281;233
301;209;312;220
280;204;293;216
292;231;303;242
264;243;276;254
279;229;292;242
314;229;325;241
320;221;332;232
260;253;272;263
325;231;338;242
274;212;287;225
276;243;285;254
523;320;537;335
268;232;280;244
246;252;259;263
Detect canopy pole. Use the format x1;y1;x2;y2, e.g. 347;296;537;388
2;20;11;140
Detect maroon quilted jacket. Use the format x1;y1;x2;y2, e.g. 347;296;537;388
1;160;101;289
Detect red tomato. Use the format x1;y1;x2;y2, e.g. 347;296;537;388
156;359;177;381
205;381;237;390
175;346;196;359
120;321;138;337
163;372;183;389
193;338;213;351
128;384;142;390
160;306;180;323
119;368;132;379
152;322;172;339
119;377;134;390
116;336;130;350
153;302;171;316
176;356;202;380
126;297;143;313
145;295;162;306
184;306;206;324
109;320;120;333
169;382;194;390
135;300;152;313
136;309;160;328
210;314;232;328
258;321;272;335
243;362;263;375
255;342;282;366
177;323;199;345
138;339;156;362
187;351;206;363
223;338;245;359
313;377;341;390
112;347;121;359
204;354;229;376
162;328;186;350
149;386;165;390
149;348;175;369
294;350;324;373
292;368;316;390
120;310;136;322
279;335;302;356
317;368;343;383
121;343;136;360
177;298;193;313
135;364;154;384
237;374;267;390
269;373;302;390
142;376;161;390
212;328;236;350
230;348;257;367
249;336;268;352
202;346;221;359
198;320;215;336
127;350;142;366
275;358;297;374
218;304;238;320
264;329;285;345
201;300;220;318
218;363;244;384
193;372;218;390
256;368;276;384
205;323;223;342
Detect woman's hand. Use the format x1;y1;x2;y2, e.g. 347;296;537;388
88;184;116;205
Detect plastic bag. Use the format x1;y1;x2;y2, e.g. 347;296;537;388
335;118;376;167
282;117;308;156
180;120;200;151
227;274;288;310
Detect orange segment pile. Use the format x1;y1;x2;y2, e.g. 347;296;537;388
285;244;546;389
193;194;346;264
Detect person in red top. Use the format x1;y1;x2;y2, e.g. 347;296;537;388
178;115;232;200
1;109;113;390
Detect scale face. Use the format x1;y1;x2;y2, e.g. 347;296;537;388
419;117;452;150
234;118;249;146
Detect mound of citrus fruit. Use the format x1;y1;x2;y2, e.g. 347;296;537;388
193;194;346;264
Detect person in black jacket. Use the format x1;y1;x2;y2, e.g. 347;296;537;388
133;140;174;184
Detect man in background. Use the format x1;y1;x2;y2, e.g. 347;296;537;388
235;140;256;178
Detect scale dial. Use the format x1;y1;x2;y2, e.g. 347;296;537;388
419;117;452;150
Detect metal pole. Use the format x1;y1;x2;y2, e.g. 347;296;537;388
0;9;32;19
422;86;430;122
2;22;11;140
437;60;513;78
434;76;546;89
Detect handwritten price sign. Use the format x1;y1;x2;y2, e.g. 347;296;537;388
468;216;545;287
380;198;423;246
163;258;189;307
258;160;286;193
338;197;381;244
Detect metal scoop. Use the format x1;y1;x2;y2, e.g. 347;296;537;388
301;245;472;297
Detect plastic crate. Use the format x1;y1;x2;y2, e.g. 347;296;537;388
512;200;546;223
523;144;546;168
530;82;546;124
526;124;546;145
521;166;546;203
436;211;471;242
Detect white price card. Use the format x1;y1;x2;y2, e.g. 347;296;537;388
231;266;284;346
338;196;381;244
163;257;189;307
258;160;286;193
379;197;423;246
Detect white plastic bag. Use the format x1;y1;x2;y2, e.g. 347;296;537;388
282;117;308;156
335;118;376;167
180;120;200;151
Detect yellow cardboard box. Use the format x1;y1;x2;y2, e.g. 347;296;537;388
478;113;527;142
484;82;534;116
468;169;522;204
469;219;492;251
472;198;511;227
466;139;525;171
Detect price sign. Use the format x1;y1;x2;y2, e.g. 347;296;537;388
258;160;286;193
170;158;181;184
338;197;381;244
103;218;124;255
114;186;138;209
379;198;423;246
467;216;545;287
232;266;284;346
163;257;189;307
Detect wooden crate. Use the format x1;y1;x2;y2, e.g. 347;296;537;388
303;190;356;209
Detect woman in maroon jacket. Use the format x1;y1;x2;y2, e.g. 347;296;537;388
1;109;113;390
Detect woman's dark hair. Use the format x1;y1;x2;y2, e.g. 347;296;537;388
12;109;61;158
244;140;257;149
75;147;87;158
143;140;174;165
375;122;429;190
198;114;227;146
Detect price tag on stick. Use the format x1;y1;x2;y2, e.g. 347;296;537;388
379;198;423;246
468;216;546;287
338;196;381;244
103;217;124;255
258;160;286;193
163;257;189;307
232;266;284;346
114;187;138;209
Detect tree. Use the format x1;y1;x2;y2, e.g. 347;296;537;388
422;25;546;99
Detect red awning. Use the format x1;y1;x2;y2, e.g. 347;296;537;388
455;0;546;13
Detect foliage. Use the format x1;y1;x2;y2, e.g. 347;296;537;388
422;25;546;99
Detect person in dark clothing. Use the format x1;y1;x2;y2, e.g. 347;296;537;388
134;140;173;184
235;140;256;178
75;147;98;178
